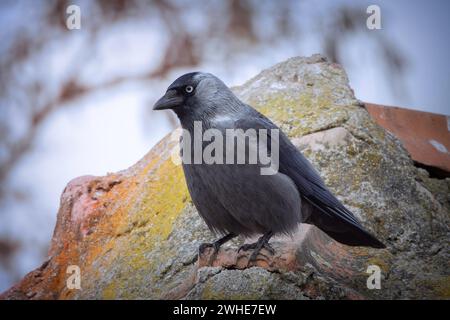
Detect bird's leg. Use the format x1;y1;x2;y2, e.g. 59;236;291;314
199;233;236;265
238;231;274;266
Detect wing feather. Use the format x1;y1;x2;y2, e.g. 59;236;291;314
235;110;378;234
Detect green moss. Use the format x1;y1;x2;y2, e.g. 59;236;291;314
250;91;349;138
416;276;450;299
366;257;390;274
102;282;116;300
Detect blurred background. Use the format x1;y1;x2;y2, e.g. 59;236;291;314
0;0;449;291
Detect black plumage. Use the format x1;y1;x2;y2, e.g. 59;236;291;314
153;72;385;263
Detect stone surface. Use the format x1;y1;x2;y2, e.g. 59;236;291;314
1;55;449;300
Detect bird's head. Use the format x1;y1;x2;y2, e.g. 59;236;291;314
153;72;241;122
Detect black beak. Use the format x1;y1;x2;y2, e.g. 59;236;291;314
153;89;183;111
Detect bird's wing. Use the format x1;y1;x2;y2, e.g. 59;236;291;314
234;110;384;247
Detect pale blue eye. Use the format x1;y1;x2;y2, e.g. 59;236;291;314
185;85;194;93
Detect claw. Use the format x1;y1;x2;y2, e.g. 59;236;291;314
198;233;236;266
198;242;220;266
246;244;275;266
263;243;275;255
238;243;257;253
238;231;275;267
199;242;218;255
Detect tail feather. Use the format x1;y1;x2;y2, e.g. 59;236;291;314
316;224;386;248
302;200;386;249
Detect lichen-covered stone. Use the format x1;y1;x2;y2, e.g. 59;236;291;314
1;55;449;300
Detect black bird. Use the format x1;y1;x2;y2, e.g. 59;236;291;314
153;72;385;265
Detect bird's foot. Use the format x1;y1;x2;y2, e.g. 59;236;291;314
238;231;274;267
238;242;275;255
198;233;236;266
198;242;221;266
199;241;221;255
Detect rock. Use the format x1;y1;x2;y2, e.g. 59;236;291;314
1;55;449;300
293;127;352;152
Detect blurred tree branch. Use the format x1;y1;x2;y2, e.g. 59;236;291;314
0;0;407;201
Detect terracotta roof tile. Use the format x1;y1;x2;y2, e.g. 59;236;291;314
365;103;450;175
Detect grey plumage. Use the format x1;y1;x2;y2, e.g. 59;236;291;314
153;72;385;256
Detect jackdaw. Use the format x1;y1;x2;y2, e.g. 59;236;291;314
153;72;385;265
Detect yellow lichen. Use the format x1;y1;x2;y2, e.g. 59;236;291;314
251;91;349;137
